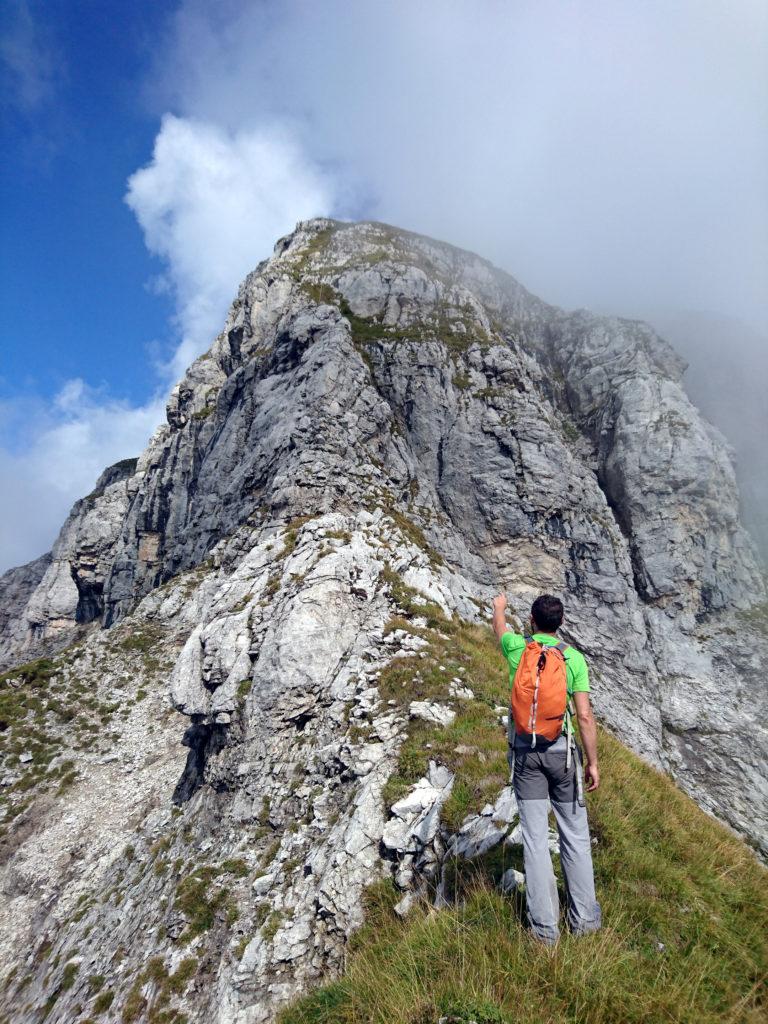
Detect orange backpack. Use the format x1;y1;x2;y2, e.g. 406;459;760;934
511;638;569;746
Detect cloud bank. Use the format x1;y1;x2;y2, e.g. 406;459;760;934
151;0;768;334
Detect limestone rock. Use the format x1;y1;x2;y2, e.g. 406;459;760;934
383;762;455;854
0;458;137;669
0;217;765;1024
500;868;526;894
409;701;456;727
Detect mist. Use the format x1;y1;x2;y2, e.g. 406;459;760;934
150;0;767;336
646;310;768;559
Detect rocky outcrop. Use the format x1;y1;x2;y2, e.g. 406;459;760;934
0;458;138;670
536;312;760;616
0;552;51;658
0;219;765;1023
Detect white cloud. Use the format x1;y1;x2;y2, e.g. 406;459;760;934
0;382;166;573
125;114;333;381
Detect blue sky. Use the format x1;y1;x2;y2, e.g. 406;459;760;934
1;0;175;423
1;0;766;572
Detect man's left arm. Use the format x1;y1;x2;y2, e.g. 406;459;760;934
571;655;599;791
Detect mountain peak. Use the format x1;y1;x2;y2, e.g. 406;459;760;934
1;220;765;1023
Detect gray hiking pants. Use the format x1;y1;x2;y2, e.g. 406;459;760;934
512;734;601;945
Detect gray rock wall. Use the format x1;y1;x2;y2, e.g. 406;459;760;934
1;218;765;1022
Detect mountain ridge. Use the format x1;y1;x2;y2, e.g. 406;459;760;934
0;218;766;1023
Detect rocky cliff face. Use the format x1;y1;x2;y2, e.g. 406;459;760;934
1;219;765;1023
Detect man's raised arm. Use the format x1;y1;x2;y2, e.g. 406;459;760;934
492;593;508;641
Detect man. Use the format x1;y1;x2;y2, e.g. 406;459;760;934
493;591;602;945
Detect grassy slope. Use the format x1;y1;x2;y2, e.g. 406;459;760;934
279;601;768;1024
0;622;173;843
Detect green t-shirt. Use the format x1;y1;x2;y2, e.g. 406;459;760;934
500;631;590;735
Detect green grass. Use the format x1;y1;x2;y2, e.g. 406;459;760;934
60;960;79;990
263;910;286;941
303;281;339;306
121;978;146;1022
173;865;238;941
93;989;114;1012
283;516;316;555
280;736;768;1024
379;568;447;629
338;296;491;361
0;657;57;689
562;420;581;443
376;596;510;820
383;510;444;568
222;858;249;878
278;600;768;1024
167;956;198;995
117;625;165;653
0;654;109;829
290;224;338;278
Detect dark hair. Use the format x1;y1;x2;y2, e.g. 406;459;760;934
531;594;564;632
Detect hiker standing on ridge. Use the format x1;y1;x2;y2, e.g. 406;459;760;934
493;592;602;945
